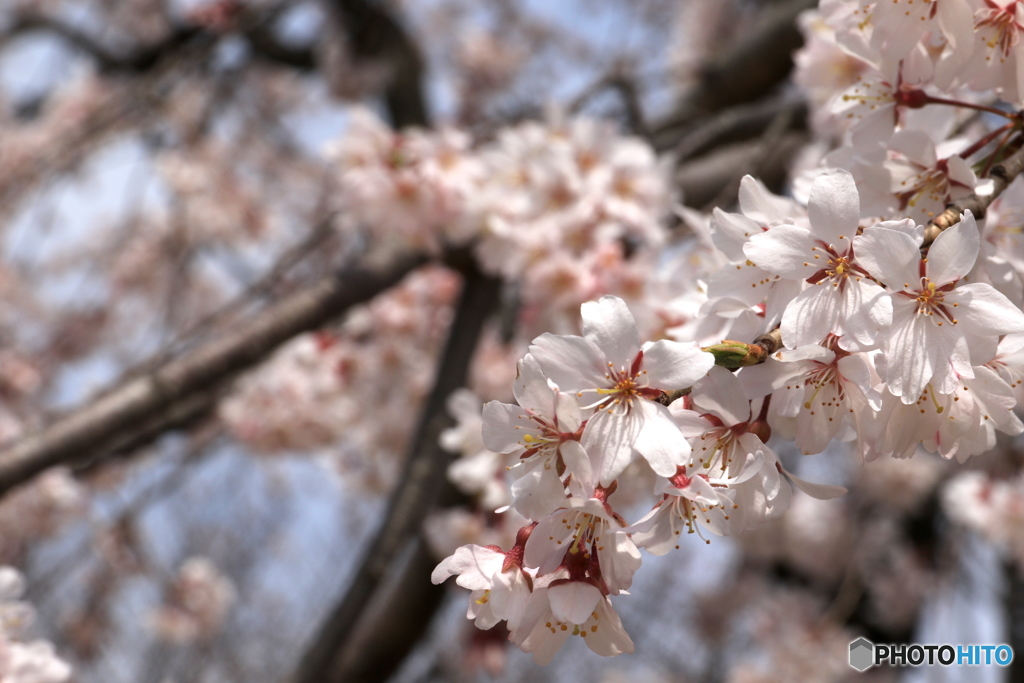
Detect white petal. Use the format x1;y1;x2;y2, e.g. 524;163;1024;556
513;354;556;415
431;545;505;588
512;459;567;520
781;468;847;499
530;333;607;392
583;597;635;657
739;174;799;225
711;207;760;261
581;296;641;369
584;407;643;485
744;224;819;280
928;211;979;285
642;340;714;389
808;169;860;245
549;581;602;625
854;225;921;291
559;439;593;494
949;283;1024;335
633;400;689;477
482;401;533;453
692;366;750;425
781;282;842;348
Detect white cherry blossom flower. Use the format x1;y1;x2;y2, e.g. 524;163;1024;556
512;585;633;664
482;355;591;518
743;169;892;351
855;211;1024;402
530;296;714;483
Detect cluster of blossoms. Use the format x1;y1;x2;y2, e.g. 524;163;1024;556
943;469;1024;568
220;266;459;488
329;109;669;313
433;163;1024;659
0;567;72;683
149;557;236;645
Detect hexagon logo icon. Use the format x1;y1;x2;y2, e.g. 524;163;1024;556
849;637;874;672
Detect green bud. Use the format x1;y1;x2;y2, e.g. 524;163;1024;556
701;340;767;368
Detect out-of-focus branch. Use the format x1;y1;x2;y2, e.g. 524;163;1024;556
651;0;815;151
569;70;649;138
675;131;809;208
3;14;204;74
325;0;430;128
0;250;429;497
295;262;500;683
923;141;1024;245
673;93;807;162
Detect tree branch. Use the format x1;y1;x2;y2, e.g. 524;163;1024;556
325;0;430;128
923;142;1024;245
295;262;501;683
0;251;428;496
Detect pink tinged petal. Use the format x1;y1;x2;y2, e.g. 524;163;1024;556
743;225;819;280
583;597;635;657
888;129;937;167
642;340;714;389
692;366;751;425
854;226;921;291
932;331;973;397
746;441;782;500
467;589;502;630
946;155;977;191
780;468;847;499
633;400;690;477
559;439;593;493
482;401;534;453
736;358;803;399
627;504;676;555
808;169;860;245
937;0;975;53
669;407;713;438
711;208;760;261
795;382;843;455
729;450;766;485
431;545;505;588
584;407;644;485
949;283;1024;335
549;581;602;625
837;354;882;410
530;333;606;392
493;570;530;632
781;283;842;349
887;302;938;403
838;278;892;348
553;389;584;432
599;533;642;594
927;212;979;285
525;514;575;575
581;296;641;369
513;354;556;414
511;461;567;520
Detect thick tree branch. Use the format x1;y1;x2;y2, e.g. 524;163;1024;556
650;0;816;151
0;251;428;496
295;263;500;683
325;0;430;128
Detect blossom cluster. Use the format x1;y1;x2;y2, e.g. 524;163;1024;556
433;163;1024;660
329;110;669;311
0;566;72;683
149;557;236;645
